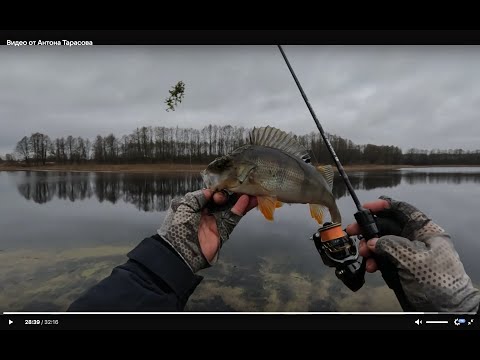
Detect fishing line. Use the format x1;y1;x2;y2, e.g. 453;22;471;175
277;45;362;212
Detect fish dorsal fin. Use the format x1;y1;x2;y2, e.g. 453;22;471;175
249;126;311;162
317;165;334;191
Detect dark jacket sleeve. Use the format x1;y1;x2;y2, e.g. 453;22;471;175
67;235;203;312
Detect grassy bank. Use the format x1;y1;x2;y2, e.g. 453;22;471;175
0;163;208;173
0;162;415;173
1;163;478;174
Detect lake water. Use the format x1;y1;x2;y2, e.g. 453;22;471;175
0;167;479;312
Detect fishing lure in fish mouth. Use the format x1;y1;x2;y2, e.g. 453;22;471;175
201;126;342;225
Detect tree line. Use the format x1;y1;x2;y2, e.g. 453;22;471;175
3;125;480;166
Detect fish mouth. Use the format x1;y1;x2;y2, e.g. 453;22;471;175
200;170;210;187
200;170;218;191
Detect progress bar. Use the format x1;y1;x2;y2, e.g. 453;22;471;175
425;320;449;324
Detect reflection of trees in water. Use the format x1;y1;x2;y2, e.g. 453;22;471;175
332;171;480;200
120;174;203;211
17;180;54;204
332;172;402;199
402;172;480;185
16;172;203;211
94;173;122;204
56;172;94;202
16;170;480;209
17;172;94;204
16;172;49;204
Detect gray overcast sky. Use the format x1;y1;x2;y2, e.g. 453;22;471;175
1;45;479;156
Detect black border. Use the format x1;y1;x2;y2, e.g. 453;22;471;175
2;30;480;45
1;29;479;331
1;313;478;330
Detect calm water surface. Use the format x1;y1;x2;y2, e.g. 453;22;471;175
0;168;479;312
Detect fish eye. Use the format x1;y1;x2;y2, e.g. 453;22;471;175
213;157;231;169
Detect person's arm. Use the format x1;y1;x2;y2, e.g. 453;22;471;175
68;235;203;311
68;189;257;312
346;196;480;313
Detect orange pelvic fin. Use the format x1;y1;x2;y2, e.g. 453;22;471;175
257;196;278;221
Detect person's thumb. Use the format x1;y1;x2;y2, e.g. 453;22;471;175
214;196;249;248
179;189;213;213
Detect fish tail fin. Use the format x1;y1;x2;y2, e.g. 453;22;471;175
309;204;326;224
329;204;342;224
314;165;342;224
310;203;342;225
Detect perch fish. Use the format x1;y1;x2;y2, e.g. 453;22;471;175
201;126;342;224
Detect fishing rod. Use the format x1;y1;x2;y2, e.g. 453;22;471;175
277;45;385;292
278;46;362;212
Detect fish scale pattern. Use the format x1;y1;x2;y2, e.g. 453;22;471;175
253;158;304;192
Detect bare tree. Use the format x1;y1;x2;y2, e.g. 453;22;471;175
12;125;480;166
93;135;104;162
85;139;91;161
15;136;31;163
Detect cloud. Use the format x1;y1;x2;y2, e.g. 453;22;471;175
1;45;480;155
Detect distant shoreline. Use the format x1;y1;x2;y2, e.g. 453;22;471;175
0;163;207;173
1;163;479;174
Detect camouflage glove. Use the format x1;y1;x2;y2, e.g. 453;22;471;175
374;196;480;312
158;190;243;273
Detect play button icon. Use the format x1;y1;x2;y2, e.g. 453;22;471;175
9;319;13;325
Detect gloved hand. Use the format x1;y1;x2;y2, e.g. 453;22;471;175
346;196;480;312
158;189;257;273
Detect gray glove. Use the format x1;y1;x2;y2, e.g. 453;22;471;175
374;196;480;312
158;190;243;273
